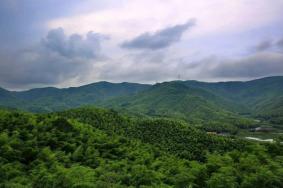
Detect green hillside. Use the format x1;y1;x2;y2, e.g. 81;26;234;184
0;76;282;130
183;76;283;124
183;76;283;110
98;82;257;133
0;88;26;108
57;107;247;160
0;82;150;112
98;82;231;119
1;107;283;187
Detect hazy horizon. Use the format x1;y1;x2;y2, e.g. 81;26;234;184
2;75;282;92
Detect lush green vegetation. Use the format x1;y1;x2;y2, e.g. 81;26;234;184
183;76;283;125
0;82;150;112
58;107;249;161
97;82;260;135
1;107;283;187
1;76;283;132
97;82;240;122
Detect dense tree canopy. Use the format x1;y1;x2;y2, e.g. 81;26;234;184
1;108;282;187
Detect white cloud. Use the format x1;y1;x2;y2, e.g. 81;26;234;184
48;0;283;40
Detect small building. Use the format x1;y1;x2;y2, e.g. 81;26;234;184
207;131;217;135
250;127;274;132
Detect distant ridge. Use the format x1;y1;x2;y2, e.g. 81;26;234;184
0;82;150;112
0;76;282;126
1;75;283;92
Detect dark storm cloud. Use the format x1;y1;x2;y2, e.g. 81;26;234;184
100;51;283;83
0;0;106;89
121;19;195;50
252;37;283;52
253;40;272;52
42;28;107;58
0;28;105;89
208;52;283;78
100;41;283;83
0;0;86;49
277;38;283;49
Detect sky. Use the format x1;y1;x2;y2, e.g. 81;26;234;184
0;0;283;90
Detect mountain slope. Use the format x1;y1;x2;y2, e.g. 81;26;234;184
0;76;282;126
57;107;247;160
97;82;249;125
184;76;283;109
0;87;25;108
183;76;283;122
0;82;150;112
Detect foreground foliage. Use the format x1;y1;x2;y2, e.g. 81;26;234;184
0;108;283;187
58;108;248;161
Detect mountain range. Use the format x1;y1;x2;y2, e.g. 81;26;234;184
1;76;283;127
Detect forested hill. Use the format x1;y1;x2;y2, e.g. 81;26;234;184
1;107;283;187
0;76;282;125
97;81;243;123
56;107;247;160
0;82;150;112
183;76;283;124
183;76;283;109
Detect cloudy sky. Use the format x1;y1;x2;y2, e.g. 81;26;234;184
1;0;283;90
